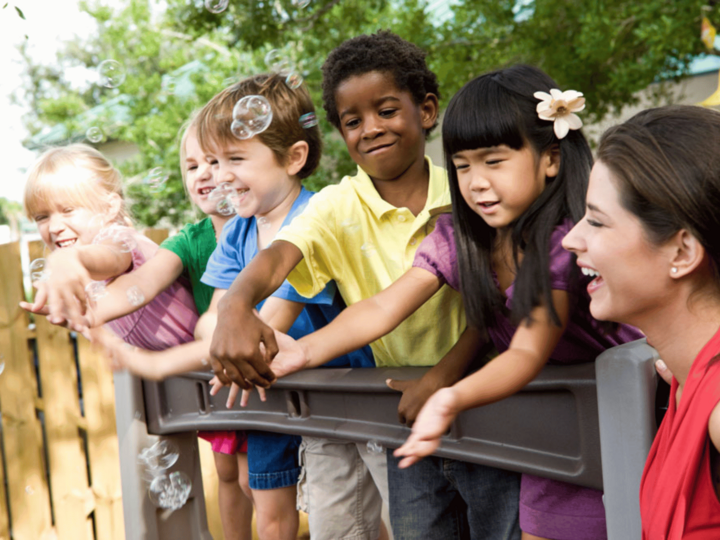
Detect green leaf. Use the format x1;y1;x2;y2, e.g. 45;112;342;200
15;5;25;19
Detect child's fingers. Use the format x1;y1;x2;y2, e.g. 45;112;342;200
386;378;413;393
655;359;673;385
239;387;251;408
226;383;240;408
257;386;267;402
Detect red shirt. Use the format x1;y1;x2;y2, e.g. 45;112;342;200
640;327;720;539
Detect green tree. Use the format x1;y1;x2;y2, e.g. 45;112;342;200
14;0;717;226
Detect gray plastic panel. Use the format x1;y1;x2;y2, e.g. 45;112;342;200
145;362;603;489
596;339;659;540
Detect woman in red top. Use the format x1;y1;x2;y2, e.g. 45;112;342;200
563;105;720;539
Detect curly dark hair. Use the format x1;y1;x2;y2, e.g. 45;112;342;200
321;30;440;136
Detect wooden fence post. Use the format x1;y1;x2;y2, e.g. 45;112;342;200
0;240;53;540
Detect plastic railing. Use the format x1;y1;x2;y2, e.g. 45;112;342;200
113;339;659;540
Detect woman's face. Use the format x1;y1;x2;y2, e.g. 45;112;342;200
562;160;675;326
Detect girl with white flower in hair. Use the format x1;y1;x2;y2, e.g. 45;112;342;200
270;64;641;540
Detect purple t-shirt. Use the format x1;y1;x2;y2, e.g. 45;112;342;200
413;213;643;539
95;226;198;351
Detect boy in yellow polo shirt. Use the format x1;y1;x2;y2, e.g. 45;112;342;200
209;31;520;540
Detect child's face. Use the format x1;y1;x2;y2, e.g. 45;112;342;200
206;137;296;219
33;201;105;251
183;130;217;216
334;71;435;183
452;145;551;230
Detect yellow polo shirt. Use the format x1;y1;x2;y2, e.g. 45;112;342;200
275;157;465;367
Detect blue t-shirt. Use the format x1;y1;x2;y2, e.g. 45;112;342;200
202;187;374;368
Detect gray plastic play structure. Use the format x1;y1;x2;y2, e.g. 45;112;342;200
114;338;660;539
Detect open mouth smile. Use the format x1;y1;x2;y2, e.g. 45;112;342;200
580;266;604;293
56;238;78;249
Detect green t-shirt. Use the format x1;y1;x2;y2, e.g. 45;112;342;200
160;217;217;315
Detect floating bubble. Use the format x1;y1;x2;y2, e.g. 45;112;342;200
208;182;235;201
285;71;303;90
292;0;311;7
366;440;384;454
126;286;144;307
299;112;318;129
85;281;108;301
148;471;192;510
143;167;168;193
112;230;138;253
231;119;252;140
0;362;5;375
257;217;271;230
25;485;34;495
264;49;284;71
204;0;229;14
138;439;180;472
97;60;126;88
231;95;273;140
161;77;176;94
216;197;236;216
86;126;104;144
29;258;48;282
360;242;377;257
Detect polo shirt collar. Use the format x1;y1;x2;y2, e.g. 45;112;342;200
351;156;448;220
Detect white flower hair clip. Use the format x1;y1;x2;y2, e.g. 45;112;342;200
533;89;586;139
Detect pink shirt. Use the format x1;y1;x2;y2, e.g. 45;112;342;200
95;226;198;351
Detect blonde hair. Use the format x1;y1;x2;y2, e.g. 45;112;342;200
24;144;132;225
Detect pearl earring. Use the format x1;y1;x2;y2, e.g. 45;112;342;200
671;267;678;274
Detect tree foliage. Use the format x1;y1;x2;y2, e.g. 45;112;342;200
14;0;715;226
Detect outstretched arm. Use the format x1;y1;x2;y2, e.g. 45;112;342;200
27;240;133;327
269;268;443;377
209;240;303;388
395;289;570;467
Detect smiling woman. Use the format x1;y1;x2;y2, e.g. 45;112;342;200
563;105;720;539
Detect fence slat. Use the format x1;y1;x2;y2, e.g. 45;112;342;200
0;240;53;540
29;241;90;540
76;336;124;540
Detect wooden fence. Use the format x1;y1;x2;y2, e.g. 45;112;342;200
0;230;226;540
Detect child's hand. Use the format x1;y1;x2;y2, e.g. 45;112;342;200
209;307;278;389
386;374;443;427
91;327;155;379
393;387;461;468
43;248;93;326
268;329;310;378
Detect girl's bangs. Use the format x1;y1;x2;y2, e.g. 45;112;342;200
442;77;525;157
25;168;109;219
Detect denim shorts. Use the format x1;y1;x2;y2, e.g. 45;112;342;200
247;430;302;490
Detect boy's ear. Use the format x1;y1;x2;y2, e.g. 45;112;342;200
543;145;561;179
669;229;706;280
286;141;310;176
420;93;439;131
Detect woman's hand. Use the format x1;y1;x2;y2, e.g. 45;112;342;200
393;387;462;468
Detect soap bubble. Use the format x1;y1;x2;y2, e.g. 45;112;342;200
0;361;5;376
285;72;304;90
256;217;271;230
112;230;138;253
299;113;318;129
138;439;179;472
148;471;192;510
264;49;284;71
216;197;236;216
86;126;104;143
25;485;34;495
126;286;144;307
143;167;168;193
366;440;384;454
231;95;273;140
85;281;108;301
29;258;48;282
231;119;252;140
208;182;235;201
360;242;377;258
292;0;311;7
204;0;228;13
97;60;126;88
161;77;176;94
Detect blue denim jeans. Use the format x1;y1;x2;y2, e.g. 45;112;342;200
246;430;302;490
387;451;521;540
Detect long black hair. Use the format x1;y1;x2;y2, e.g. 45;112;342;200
443;65;593;331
